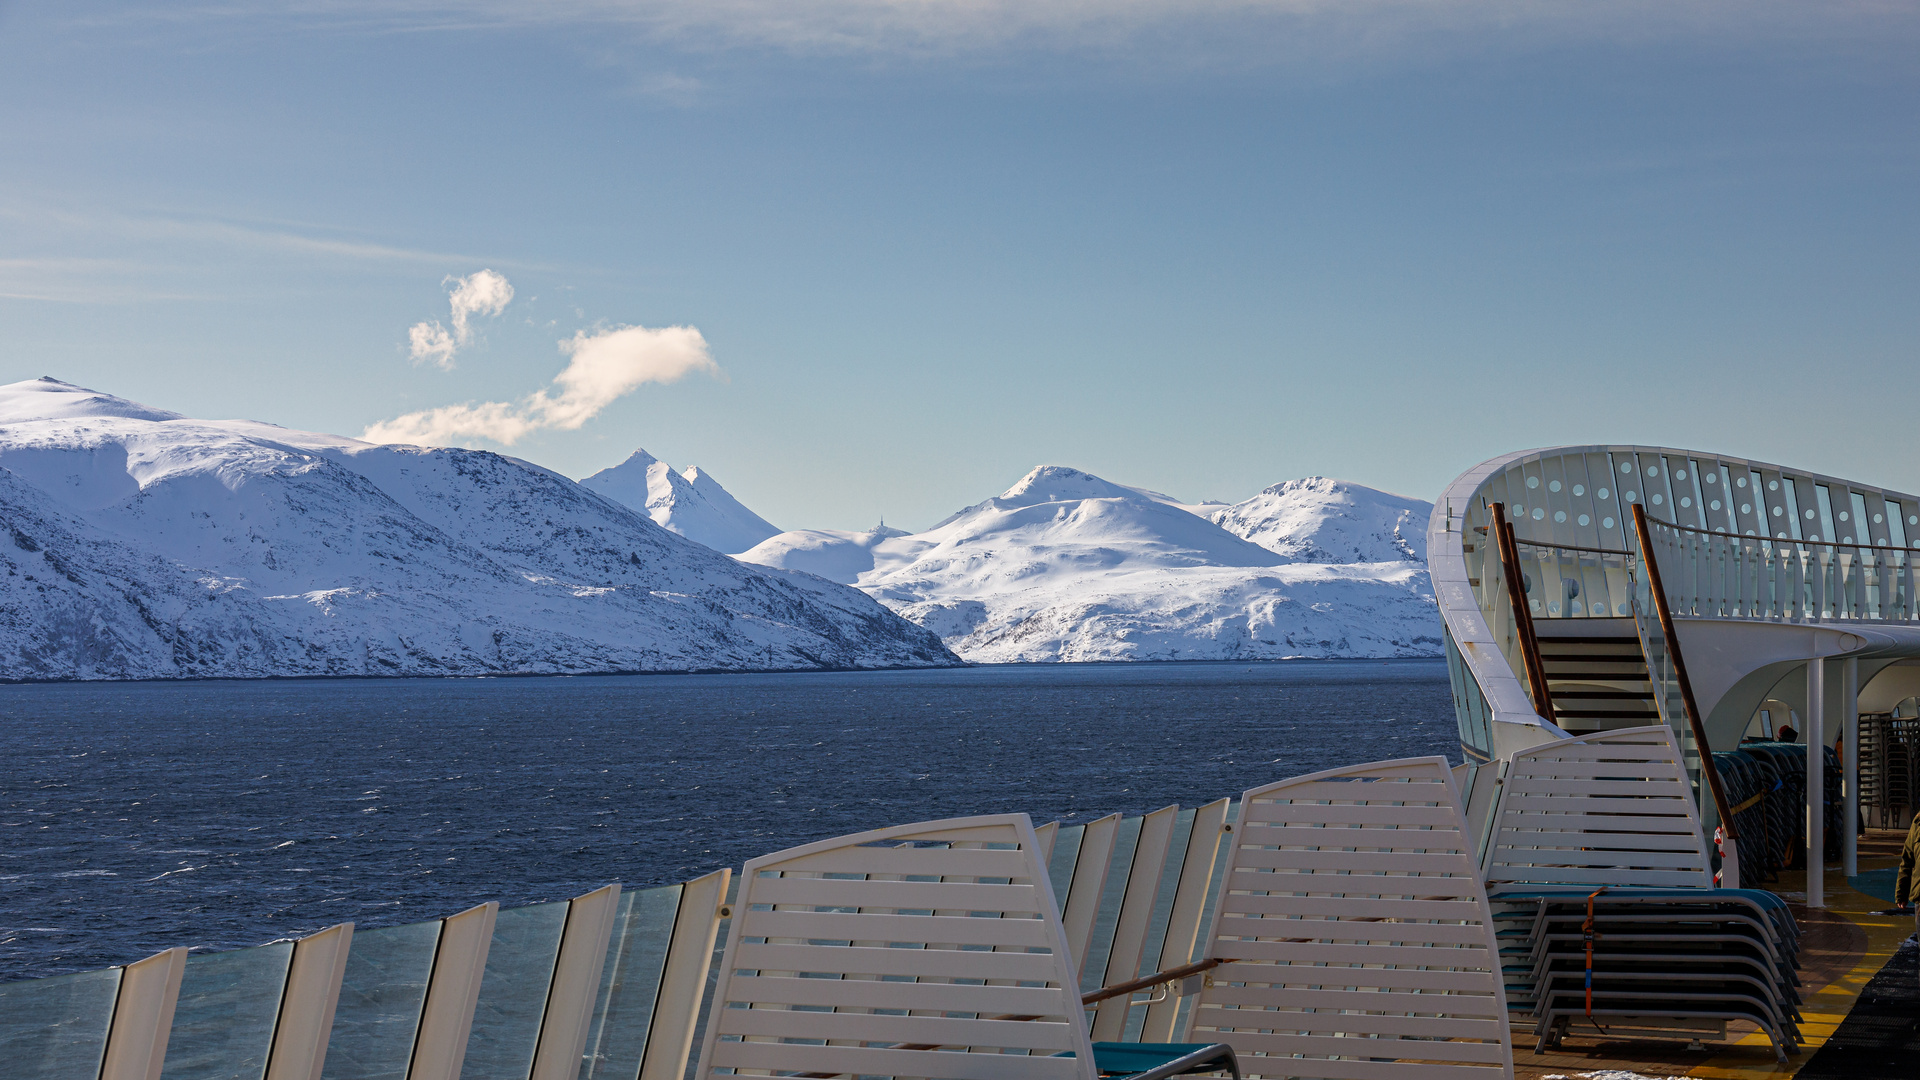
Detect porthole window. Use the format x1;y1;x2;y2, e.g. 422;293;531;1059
1705;472;1718;484
1805;508;1816;519
1549;479;1562;492
1578;514;1590;526
1768;480;1778;491
1647;466;1659;477
1710;499;1722;510
1527;476;1539;489
1910;515;1918;525
1874;513;1884;523
1554;510;1567;522
1809;534;1821;542
1513;505;1526;518
1839;511;1850;521
1844;536;1853;544
1679;496;1691;508
1532;507;1545;520
1772;506;1783;517
1572;484;1585;496
1737;476;1748;488
1603;517;1615;529
1598;488;1610;500
1626;491;1638;502
1715;526;1726;533
1741;503;1751;514
1617;603;1630;615
1675;469;1687;480
1651;493;1664;505
1621;462;1633;473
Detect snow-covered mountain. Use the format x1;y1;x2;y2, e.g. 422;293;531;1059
579;449;780;554
1210;477;1430;563
738;466;1441;663
0;378;955;679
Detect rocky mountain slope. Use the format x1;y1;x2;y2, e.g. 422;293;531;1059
579;449;780;554
0;378;956;679
738;465;1440;662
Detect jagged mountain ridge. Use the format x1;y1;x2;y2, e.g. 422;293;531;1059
579;449;780;554
738;465;1442;662
0;378;956;679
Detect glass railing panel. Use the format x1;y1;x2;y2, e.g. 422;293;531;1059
463;901;570;1080
0;967;121;1080
576;884;683;1080
159;942;295;1080
320;919;444;1080
1045;823;1086;908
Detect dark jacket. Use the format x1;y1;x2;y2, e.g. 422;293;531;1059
1900;812;1920;906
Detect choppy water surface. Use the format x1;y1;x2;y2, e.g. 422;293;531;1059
1;659;1455;978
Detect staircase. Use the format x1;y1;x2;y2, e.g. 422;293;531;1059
1535;621;1660;735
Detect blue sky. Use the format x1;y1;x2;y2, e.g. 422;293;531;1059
2;2;1915;531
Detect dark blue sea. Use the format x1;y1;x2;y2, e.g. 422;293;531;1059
0;659;1456;979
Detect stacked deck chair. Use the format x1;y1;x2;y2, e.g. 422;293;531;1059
1182;757;1514;1080
1480;726;1801;1060
694;813;1241;1080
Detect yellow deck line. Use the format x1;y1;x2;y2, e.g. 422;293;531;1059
1681;867;1912;1079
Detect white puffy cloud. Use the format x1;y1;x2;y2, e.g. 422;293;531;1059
365;323;720;446
407;269;514;370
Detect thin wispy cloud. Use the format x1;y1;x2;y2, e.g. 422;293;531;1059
69;1;1920;63
364;322;721;446
408;269;514;369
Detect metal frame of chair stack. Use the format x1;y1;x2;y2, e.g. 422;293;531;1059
1480;725;1802;1060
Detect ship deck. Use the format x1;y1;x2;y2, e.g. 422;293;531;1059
1514;829;1918;1080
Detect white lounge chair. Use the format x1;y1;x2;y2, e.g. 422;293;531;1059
693;813;1239;1080
1183;756;1514;1080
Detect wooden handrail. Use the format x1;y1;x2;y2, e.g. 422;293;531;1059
1492;503;1557;726
1632;502;1739;846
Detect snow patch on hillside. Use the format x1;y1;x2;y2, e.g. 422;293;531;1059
1211;477;1431;564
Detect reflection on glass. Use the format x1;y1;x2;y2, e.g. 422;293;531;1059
578;884;682;1080
462;901;569;1080
159;942;295;1080
0;967;122;1080
320;920;443;1080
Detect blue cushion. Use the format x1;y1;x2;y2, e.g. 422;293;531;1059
1091;1042;1223;1075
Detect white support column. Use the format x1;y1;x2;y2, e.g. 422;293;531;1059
1844;657;1860;879
529;885;622;1080
407;902;498;1080
100;947;188;1080
1138;797;1230;1043
1061;812;1121;983
1806;658;1826;909
1092;805;1179;1041
264;923;354;1080
638;869;730;1080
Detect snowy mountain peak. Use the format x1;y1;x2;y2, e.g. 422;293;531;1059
580;449;780;554
0;377;187;425
997;465;1142;507
0;397;953;679
1210;476;1432;564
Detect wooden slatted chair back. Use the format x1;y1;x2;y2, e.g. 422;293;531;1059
1185;756;1512;1080
1484;725;1713;891
694;813;1095;1080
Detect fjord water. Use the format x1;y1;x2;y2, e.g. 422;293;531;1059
0;660;1454;978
